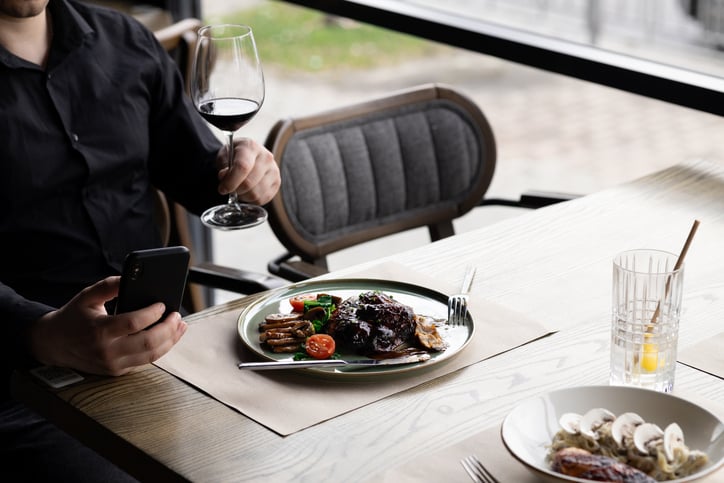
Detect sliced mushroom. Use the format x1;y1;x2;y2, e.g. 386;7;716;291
663;423;685;462
264;312;304;323
611;412;645;447
414;315;446;351
580;408;616;440
559;412;583;434
633;422;664;455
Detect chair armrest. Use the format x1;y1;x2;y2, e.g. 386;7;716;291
267;253;329;282
479;190;581;209
518;190;580;208
188;262;287;295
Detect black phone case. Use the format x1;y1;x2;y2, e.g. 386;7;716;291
115;246;190;324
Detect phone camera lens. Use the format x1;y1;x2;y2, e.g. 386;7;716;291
130;263;143;280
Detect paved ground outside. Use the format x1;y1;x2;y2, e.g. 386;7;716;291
199;0;724;303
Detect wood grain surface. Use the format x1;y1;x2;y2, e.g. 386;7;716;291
13;159;724;482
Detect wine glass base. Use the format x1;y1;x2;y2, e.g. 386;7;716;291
200;203;268;230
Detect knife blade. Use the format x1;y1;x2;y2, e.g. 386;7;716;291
237;353;431;370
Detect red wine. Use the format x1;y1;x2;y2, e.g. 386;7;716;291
198;97;260;132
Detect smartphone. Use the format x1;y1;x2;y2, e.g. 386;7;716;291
115;246;190;328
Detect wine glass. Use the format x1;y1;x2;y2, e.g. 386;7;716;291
191;24;267;230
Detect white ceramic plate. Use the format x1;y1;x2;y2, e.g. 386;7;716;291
237;278;474;377
501;385;724;482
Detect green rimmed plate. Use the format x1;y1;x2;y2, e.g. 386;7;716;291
237;278;474;377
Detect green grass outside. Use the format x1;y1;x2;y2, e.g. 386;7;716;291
210;1;443;72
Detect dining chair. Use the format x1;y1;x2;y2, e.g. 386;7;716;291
265;84;481;281
264;83;575;282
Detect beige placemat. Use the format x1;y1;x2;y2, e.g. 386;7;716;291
679;332;724;379
155;263;552;435
375;394;724;482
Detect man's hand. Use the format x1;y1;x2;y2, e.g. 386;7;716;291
216;137;280;205
28;276;188;376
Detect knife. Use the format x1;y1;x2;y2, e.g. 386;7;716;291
237;353;431;370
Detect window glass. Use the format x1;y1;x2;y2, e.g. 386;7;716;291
402;0;724;78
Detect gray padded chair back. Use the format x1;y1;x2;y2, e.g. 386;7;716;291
265;83;496;278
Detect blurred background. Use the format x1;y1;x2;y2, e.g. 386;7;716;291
106;0;724;303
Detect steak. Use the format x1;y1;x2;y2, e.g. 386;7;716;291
551;448;656;483
322;291;416;354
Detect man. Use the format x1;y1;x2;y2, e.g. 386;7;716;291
0;0;280;479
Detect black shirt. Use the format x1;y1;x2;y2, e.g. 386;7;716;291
0;0;224;375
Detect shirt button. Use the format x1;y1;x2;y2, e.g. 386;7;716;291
71;133;79;142
47;73;52;80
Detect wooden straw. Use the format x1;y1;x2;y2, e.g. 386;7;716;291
649;219;700;325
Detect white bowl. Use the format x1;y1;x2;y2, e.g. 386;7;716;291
501;386;724;482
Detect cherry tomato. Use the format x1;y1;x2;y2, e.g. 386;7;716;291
305;334;336;360
289;294;317;312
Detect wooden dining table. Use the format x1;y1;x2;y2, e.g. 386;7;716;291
12;159;724;482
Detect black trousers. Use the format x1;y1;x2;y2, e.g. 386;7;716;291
0;400;138;482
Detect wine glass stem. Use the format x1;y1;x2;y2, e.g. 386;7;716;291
226;132;238;206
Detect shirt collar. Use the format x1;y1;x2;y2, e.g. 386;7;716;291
47;0;96;67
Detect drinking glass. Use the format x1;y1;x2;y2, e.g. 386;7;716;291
610;249;684;393
191;24;267;230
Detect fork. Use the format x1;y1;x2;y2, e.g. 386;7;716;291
447;265;476;326
460;454;499;483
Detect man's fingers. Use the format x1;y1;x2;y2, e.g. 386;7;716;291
216;138;279;204
113;313;187;368
104;303;166;338
76;276;121;308
218;141;254;194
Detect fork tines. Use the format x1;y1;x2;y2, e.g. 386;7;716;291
447;295;468;326
460;455;499;483
448;266;475;326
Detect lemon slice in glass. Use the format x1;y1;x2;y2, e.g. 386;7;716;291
641;333;662;372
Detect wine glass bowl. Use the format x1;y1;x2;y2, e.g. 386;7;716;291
191;24;267;230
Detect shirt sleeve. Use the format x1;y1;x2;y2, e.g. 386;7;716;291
0;282;54;370
144;29;227;216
